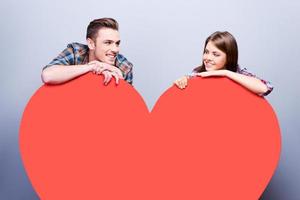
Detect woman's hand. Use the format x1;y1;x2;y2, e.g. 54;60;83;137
174;76;189;89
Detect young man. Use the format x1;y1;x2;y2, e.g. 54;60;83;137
41;18;133;85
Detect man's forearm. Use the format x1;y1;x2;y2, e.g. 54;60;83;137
41;64;92;85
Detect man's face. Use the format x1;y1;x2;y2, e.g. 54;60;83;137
90;28;120;65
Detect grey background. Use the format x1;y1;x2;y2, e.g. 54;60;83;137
1;0;299;199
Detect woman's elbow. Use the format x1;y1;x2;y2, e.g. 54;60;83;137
256;84;269;96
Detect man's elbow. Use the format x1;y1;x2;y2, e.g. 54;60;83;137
41;69;53;84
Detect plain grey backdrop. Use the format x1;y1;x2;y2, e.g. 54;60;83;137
1;0;299;199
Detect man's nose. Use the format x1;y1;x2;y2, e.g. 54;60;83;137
111;44;119;53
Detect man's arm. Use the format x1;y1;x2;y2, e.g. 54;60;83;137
42;44;93;84
41;64;93;84
42;44;132;85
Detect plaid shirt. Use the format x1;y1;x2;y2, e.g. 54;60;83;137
237;67;273;96
44;43;133;84
190;66;273;96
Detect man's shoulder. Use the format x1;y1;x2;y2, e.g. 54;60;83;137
67;42;89;57
66;42;89;53
116;54;130;64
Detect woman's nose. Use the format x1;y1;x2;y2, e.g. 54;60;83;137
204;54;212;61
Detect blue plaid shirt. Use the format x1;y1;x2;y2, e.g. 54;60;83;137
44;43;133;84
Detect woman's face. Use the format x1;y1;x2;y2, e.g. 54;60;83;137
202;41;227;71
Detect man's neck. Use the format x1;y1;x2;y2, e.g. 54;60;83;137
88;50;96;63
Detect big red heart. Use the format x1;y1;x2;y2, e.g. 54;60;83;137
20;73;280;199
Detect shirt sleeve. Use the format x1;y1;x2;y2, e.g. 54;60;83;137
43;44;76;70
115;54;133;85
238;67;273;96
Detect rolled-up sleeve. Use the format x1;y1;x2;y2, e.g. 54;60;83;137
43;45;75;70
115;54;133;85
238;67;273;96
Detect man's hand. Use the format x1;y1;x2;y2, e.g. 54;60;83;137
88;61;123;85
101;70;123;85
88;61;123;78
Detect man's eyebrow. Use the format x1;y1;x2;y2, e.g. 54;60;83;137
103;39;121;43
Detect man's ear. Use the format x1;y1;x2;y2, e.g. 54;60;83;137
87;38;96;50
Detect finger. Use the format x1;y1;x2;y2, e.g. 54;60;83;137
115;73;121;85
99;68;105;73
103;72;112;85
173;80;178;85
182;80;187;89
181;83;186;89
96;69;102;75
105;74;112;85
178;81;184;89
98;67;103;73
112;73;119;85
116;70;123;78
100;63;108;71
110;69;122;78
182;79;187;87
103;73;108;84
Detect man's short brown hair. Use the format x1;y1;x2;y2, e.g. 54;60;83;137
86;18;119;40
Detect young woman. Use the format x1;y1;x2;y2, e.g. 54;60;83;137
174;31;273;96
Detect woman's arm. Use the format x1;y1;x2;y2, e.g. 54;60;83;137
197;70;270;96
225;70;269;96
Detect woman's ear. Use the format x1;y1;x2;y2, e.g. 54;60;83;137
87;38;95;50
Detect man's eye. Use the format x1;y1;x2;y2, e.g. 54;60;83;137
105;41;112;44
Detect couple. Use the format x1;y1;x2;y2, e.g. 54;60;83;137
42;18;273;96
